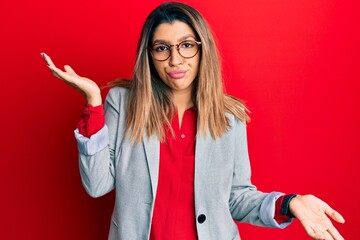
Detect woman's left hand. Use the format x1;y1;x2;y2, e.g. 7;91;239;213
289;194;345;240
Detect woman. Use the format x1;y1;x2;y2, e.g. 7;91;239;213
41;2;345;240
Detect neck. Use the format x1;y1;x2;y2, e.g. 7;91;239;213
172;89;194;128
172;89;193;113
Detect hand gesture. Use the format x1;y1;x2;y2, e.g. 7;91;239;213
41;52;102;106
290;194;345;240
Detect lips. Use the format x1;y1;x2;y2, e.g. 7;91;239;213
168;70;188;79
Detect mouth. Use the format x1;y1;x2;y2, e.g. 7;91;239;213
167;70;188;79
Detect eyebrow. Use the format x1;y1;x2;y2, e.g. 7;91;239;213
152;34;196;45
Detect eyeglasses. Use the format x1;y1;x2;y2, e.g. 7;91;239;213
149;40;202;61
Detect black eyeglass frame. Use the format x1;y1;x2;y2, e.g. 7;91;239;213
148;40;202;61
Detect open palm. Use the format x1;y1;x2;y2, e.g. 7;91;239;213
41;52;102;106
290;194;345;240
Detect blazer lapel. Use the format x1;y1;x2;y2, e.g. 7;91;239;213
142;128;214;209
143;134;160;200
194;133;214;212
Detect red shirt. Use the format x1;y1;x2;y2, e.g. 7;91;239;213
77;104;105;138
77;105;289;238
150;108;198;240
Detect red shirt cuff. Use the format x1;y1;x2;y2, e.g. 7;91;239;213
274;195;291;224
77;104;105;138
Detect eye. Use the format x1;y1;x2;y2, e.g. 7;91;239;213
153;44;169;52
180;41;195;48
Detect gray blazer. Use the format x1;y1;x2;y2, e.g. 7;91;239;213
75;87;291;240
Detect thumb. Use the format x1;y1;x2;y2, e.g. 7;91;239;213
326;206;345;224
64;65;78;76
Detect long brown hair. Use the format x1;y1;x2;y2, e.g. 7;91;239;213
110;2;250;143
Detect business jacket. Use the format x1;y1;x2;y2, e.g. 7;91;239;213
74;87;291;240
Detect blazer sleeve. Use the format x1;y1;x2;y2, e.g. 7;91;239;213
74;88;121;198
229;119;293;228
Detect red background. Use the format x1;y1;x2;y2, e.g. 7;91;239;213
1;0;359;239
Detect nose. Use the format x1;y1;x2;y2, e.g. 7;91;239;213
168;47;183;66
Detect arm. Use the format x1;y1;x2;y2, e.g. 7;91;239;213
229;119;292;228
229;119;345;239
41;53;116;197
75;89;120;197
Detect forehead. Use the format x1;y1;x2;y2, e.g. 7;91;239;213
152;20;196;43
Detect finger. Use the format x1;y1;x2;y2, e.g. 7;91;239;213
304;224;325;239
64;65;79;77
323;230;334;240
49;65;86;93
325;206;345;224
327;226;344;240
40;52;49;66
48;65;73;82
313;229;332;240
47;65;63;79
312;230;327;240
41;52;56;68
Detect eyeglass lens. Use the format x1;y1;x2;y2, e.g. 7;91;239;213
150;40;200;61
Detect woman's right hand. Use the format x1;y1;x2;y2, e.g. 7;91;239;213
41;52;102;106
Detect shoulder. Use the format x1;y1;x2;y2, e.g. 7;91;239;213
107;86;130;102
107;86;130;98
105;87;130;111
222;113;248;144
226;112;246;129
224;94;250;124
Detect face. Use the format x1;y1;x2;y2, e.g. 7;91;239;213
150;20;200;95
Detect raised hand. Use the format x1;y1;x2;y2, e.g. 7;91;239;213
289;194;345;240
41;52;102;106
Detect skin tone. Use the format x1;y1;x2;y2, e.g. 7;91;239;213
41;21;345;240
41;53;102;106
151;21;200;127
290;195;345;240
